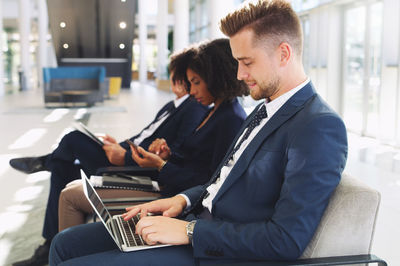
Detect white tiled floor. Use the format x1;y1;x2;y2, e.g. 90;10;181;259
0;82;398;265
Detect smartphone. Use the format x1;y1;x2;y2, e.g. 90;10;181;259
125;139;139;153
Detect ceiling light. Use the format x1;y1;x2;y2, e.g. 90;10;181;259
119;43;125;49
60;22;66;28
119;22;127;29
63;43;69;49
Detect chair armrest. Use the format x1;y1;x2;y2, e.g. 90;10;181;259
202;254;387;266
95;166;159;178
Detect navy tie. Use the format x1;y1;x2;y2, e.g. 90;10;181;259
157;102;175;121
202;104;268;201
224;104;268;165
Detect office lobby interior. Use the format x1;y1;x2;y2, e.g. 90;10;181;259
1;0;400;265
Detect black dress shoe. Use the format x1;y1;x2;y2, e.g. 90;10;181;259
9;156;47;174
12;241;50;266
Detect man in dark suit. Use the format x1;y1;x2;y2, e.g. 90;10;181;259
10;72;207;266
49;1;348;265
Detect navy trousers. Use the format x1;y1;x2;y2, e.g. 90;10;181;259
50;222;196;266
42;131;113;241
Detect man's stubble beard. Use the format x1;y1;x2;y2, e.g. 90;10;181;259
250;77;280;101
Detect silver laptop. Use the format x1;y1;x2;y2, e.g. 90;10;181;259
81;170;170;252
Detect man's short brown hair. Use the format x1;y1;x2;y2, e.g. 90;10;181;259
220;0;303;55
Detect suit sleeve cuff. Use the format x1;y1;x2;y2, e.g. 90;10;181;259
124;150;135;165
178;194;191;210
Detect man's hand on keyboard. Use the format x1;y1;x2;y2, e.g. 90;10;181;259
135;216;189;245
122;195;187;221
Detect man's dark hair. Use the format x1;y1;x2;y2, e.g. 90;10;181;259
220;0;303;56
168;46;198;89
187;38;249;101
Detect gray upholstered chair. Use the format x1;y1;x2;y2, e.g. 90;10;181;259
199;173;387;266
295;173;386;265
301;173;379;257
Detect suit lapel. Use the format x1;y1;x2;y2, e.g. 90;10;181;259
212;83;317;204
208;103;263;176
150;98;187;134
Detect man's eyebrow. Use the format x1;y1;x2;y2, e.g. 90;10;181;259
236;56;252;61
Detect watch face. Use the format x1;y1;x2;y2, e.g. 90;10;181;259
187;220;196;236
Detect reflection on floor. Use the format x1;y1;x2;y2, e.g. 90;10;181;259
0;82;398;265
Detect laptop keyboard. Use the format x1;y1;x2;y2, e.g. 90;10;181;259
117;214;145;247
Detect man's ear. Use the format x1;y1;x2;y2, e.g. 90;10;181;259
279;42;292;66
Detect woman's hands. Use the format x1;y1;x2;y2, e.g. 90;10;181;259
130;145;166;170
148;138;171;160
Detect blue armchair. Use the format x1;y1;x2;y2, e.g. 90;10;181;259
43;66;107;106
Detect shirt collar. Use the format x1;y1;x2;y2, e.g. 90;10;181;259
264;77;310;118
174;94;189;108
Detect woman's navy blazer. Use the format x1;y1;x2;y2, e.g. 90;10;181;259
155;98;247;196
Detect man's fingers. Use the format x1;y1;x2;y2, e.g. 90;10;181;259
136;216;154;234
122;211;134;220
163;206;179;217
140;208;148;219
144;233;159;246
136;218;161;245
125;205;142;212
162;209;173;217
141;225;156;241
104;135;117;143
102;141;112;147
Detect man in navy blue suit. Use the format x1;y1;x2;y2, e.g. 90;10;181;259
50;0;348;264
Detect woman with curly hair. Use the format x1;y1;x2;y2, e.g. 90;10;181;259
130;38;249;196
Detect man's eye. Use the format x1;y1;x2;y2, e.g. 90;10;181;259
244;62;252;66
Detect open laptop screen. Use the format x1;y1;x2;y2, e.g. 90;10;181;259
84;176;110;223
81;170;122;249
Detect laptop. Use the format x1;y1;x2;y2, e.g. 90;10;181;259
81;170;170;252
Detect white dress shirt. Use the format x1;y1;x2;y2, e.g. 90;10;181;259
133;94;189;145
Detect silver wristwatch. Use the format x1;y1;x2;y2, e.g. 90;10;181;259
186;220;197;245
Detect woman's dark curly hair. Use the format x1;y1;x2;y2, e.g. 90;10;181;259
187;38;249;101
168;46;198;90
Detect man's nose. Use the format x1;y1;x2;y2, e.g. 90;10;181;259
237;64;247;80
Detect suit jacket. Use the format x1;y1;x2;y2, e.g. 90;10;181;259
155;98;247;196
183;82;348;261
120;97;208;165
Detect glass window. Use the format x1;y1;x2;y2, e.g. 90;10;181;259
343;5;366;134
342;2;383;137
301;17;310;74
366;2;383;136
200;0;208;28
188;0;209;43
